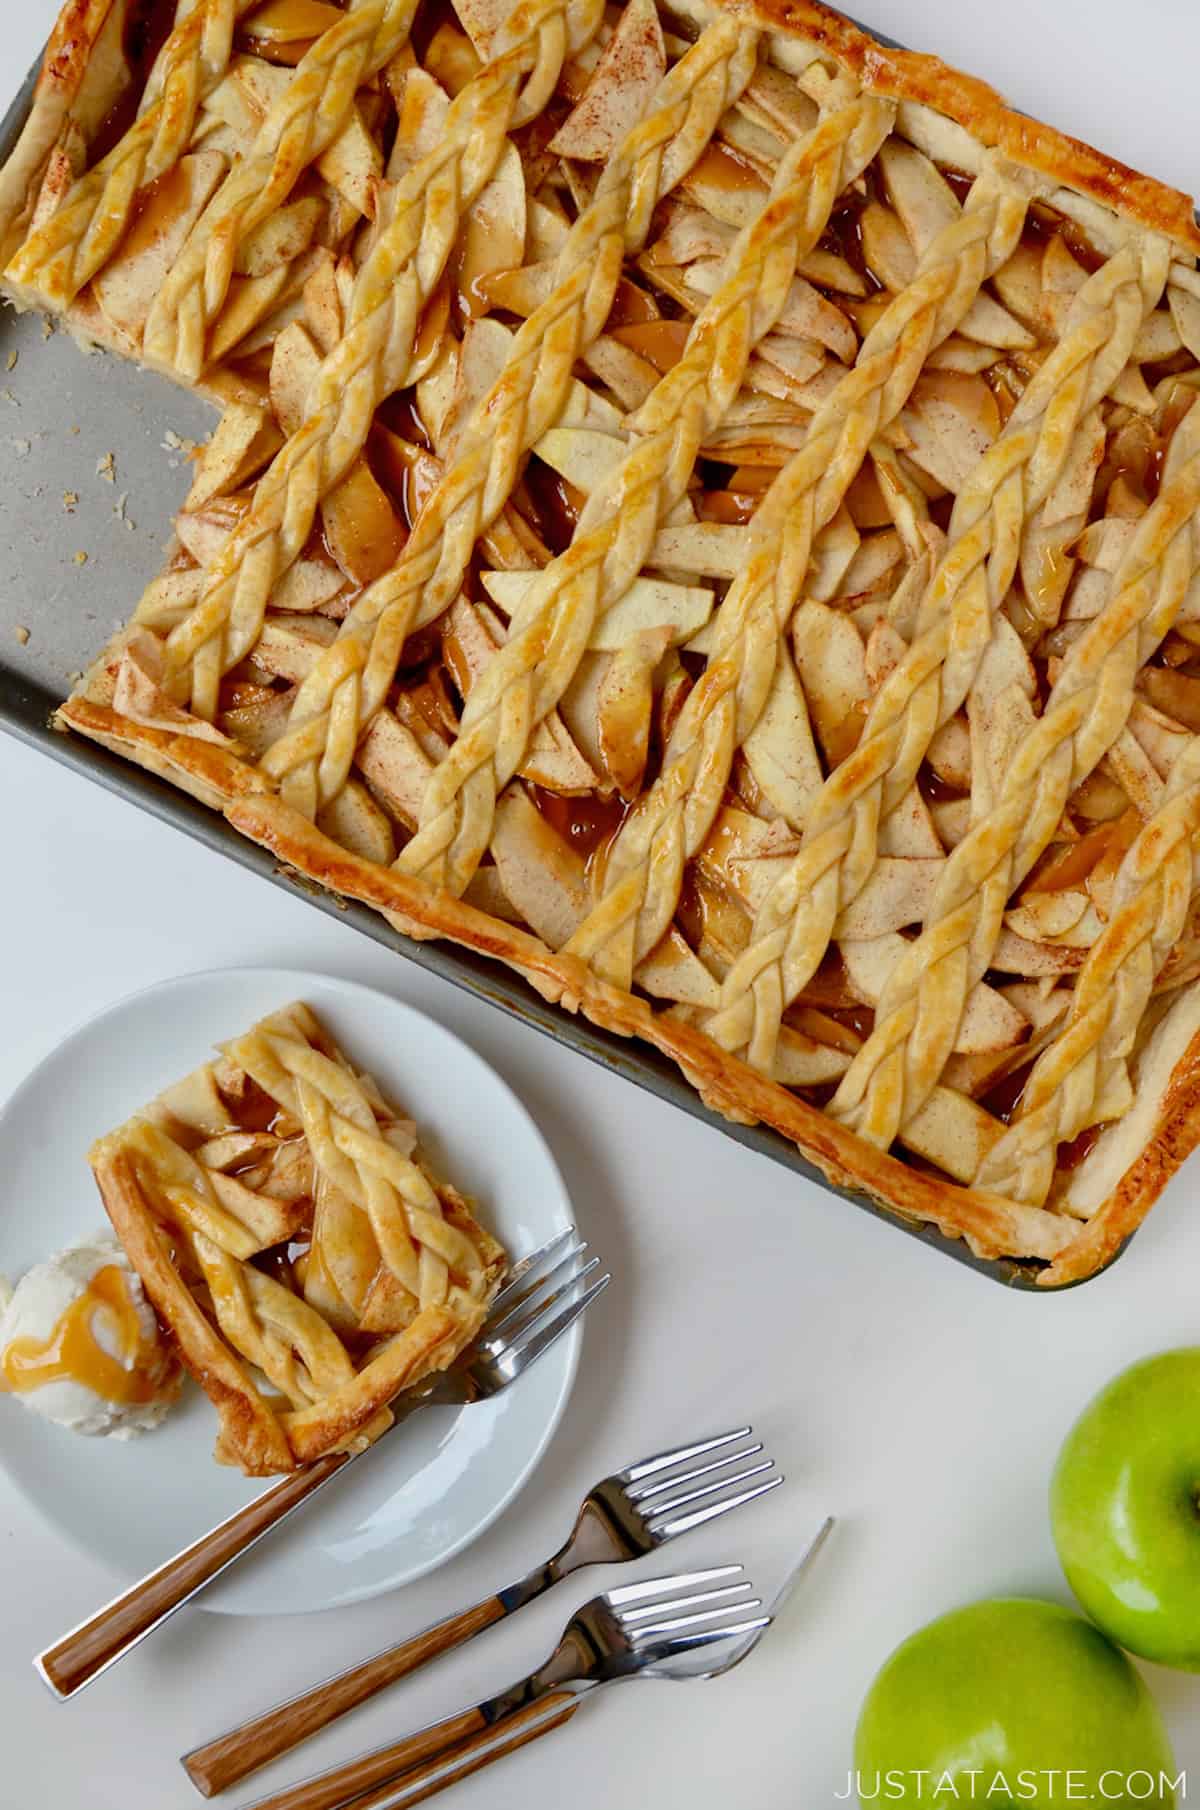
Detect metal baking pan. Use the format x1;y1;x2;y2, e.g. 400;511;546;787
0;34;1115;1292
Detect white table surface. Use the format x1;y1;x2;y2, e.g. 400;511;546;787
2;3;1199;1805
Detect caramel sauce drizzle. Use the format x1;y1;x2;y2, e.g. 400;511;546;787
529;785;629;860
0;1266;159;1405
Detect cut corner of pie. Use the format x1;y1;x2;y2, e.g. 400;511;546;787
88;1000;507;1475
12;0;1200;1283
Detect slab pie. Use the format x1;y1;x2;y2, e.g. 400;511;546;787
89;1001;507;1473
8;0;1200;1284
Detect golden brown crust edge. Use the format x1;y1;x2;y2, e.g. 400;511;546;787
91;1143;299;1474
720;0;1200;256
0;0;125;266
57;696;278;810
1040;1027;1200;1287
282;1306;479;1463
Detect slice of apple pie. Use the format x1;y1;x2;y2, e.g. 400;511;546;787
9;0;1200;1282
89;1002;506;1474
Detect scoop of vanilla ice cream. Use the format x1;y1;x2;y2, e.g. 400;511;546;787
0;1239;181;1438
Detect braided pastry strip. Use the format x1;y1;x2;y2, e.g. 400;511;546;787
117;1119;357;1409
565;160;1032;988
121;1119;277;1258
977;739;1200;1207
396;95;896;896
191;1231;357;1408
226;1022;486;1315
144;0;422;380
703;232;1171;1078
830;377;1200;1150
161;0;603;722
4;0;257;308
260;16;763;815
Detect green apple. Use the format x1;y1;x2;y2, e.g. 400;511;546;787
853;1599;1176;1806
1052;1348;1200;1672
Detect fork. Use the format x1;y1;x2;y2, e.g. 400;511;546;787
36;1228;607;1703
240;1523;834;1810
183;1424;782;1796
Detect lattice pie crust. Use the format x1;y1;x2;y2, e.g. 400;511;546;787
10;0;1200;1284
90;1003;506;1473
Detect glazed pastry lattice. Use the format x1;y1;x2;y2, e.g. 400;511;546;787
90;1003;506;1474
11;0;1200;1284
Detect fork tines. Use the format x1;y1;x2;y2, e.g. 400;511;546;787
487;1226;582;1315
609;1567;769;1652
483;1226;610;1374
621;1427;783;1542
482;1246;600;1349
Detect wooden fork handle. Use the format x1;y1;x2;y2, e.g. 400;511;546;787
243;1705;487;1810
347;1695;579;1810
37;1452;350;1701
247;1695;578;1810
183;1594;509;1797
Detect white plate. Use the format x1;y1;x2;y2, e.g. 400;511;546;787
0;968;579;1616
